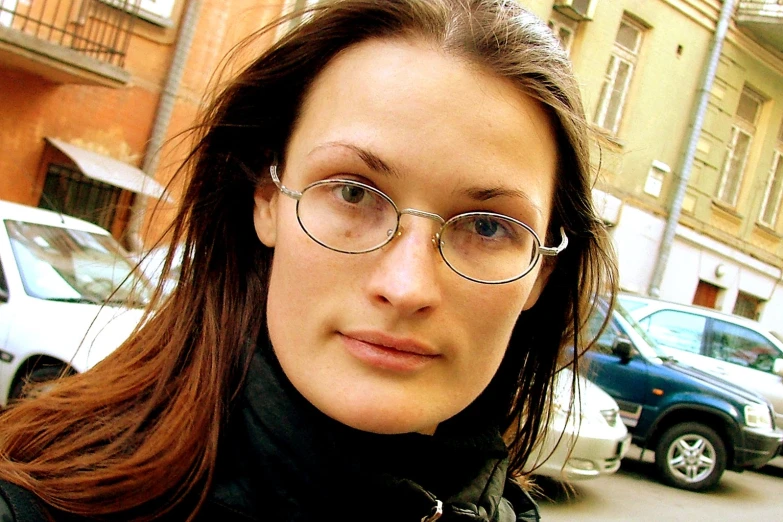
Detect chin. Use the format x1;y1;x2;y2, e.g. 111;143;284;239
338;415;437;436
318;400;442;435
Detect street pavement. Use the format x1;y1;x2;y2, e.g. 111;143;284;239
533;446;783;521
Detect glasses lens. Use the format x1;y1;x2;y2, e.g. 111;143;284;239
297;180;398;253
440;213;539;283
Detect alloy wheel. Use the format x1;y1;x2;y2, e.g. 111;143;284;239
665;433;717;483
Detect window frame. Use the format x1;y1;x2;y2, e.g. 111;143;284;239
100;0;176;27
759;122;783;227
717;125;754;206
39;163;124;231
594;16;645;135
277;0;321;35
547;12;578;55
759;150;783;227
717;86;764;207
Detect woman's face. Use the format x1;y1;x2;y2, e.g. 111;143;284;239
253;38;559;435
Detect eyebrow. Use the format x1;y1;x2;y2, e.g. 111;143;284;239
459;186;545;219
312;142;544;218
312;142;400;178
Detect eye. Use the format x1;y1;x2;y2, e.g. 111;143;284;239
339;184;368;204
472;216;505;238
443;213;530;250
461;215;515;240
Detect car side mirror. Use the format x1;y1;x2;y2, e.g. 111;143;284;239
773;358;783;378
612;337;634;363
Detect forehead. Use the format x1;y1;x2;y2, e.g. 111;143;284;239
286;37;559;224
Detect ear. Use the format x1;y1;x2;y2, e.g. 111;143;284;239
522;260;555;311
253;183;278;247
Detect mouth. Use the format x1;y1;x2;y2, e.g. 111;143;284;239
339;331;440;372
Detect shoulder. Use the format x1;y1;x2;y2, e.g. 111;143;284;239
499;479;540;522
193;499;258;522
0;480;50;522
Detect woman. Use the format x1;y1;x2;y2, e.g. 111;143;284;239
0;1;616;520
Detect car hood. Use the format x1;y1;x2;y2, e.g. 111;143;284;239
664;359;768;405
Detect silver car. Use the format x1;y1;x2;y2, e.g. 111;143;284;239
618;293;783;428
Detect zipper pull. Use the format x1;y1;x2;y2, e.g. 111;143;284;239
421;499;444;522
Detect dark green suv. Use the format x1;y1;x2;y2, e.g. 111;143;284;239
581;302;782;491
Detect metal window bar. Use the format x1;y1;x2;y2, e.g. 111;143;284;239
0;0;140;67
40;163;122;231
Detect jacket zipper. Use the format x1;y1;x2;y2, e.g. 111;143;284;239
421;499;443;522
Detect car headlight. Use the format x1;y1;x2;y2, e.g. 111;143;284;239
744;404;773;430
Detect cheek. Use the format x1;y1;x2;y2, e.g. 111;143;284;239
458;276;535;349
265;215;359;349
450;279;534;397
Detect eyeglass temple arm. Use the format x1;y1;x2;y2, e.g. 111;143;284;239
539;227;568;257
269;164;302;200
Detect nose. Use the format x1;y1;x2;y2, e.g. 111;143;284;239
366;216;443;316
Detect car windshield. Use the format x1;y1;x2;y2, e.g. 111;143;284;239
6;220;152;307
612;302;670;361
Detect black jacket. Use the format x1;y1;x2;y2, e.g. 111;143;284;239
0;349;540;521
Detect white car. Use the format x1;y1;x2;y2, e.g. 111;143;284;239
0;201;150;404
130;243;185;298
528;368;631;481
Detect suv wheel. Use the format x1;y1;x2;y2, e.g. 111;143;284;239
655;422;726;491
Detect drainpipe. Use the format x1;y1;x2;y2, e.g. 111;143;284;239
647;0;737;297
126;0;204;252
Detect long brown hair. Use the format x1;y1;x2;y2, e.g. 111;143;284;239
0;1;617;519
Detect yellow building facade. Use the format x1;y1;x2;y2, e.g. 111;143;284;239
522;0;783;327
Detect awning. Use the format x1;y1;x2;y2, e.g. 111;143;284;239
46;137;172;202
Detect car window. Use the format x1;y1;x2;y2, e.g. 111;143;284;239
709;320;782;373
5;220;152;307
586;309;621;355
0;258;7;294
638;310;706;354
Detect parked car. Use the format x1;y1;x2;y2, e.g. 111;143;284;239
0;201;151;405
130;243;185;298
618;292;783;429
528;367;630;481
582;301;782;491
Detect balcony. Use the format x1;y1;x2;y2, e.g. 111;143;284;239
0;0;139;87
736;0;783;53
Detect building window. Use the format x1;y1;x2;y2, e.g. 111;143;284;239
594;16;645;134
717;85;764;207
38;164;124;231
733;291;763;321
548;13;578;55
280;0;320;30
693;280;720;309
102;0;176;27
759;122;783;227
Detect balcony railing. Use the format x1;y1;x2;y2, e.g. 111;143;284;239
736;0;783;52
0;0;140;84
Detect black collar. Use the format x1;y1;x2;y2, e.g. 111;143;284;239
209;347;535;521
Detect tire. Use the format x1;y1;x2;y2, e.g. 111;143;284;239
655;422;727;492
9;365;68;401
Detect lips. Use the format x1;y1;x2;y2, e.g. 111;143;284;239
339;330;440;372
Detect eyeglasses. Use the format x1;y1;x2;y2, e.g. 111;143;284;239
269;165;568;284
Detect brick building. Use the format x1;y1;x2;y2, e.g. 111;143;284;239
0;0;284;246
